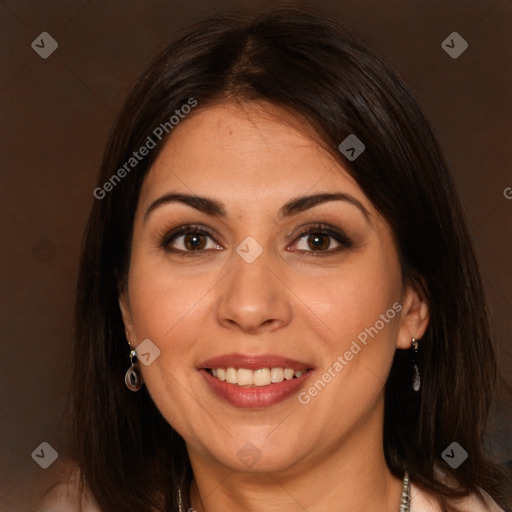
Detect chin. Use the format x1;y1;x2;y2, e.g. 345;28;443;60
197;434;309;474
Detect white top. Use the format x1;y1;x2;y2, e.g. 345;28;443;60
410;482;505;511
38;479;506;511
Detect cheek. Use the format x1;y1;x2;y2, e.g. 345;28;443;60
125;261;209;430
126;253;219;341
294;256;402;427
299;247;402;348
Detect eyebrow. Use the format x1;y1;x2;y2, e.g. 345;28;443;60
143;192;371;223
277;192;370;222
144;193;225;223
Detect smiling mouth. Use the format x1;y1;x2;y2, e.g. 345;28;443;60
204;367;312;387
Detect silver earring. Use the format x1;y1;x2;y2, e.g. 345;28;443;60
125;347;144;392
411;337;420;392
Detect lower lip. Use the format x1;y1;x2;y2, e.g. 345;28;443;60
199;369;312;408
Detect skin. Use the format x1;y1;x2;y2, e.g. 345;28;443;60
119;101;430;512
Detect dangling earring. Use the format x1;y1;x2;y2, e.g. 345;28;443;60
411;337;420;392
125;345;144;392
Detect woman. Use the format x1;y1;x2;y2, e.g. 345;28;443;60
39;5;511;512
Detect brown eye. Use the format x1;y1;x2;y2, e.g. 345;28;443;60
290;224;353;255
161;225;222;254
306;233;332;251
183;233;207;251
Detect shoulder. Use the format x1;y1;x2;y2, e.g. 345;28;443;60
36;464;101;512
411;483;505;512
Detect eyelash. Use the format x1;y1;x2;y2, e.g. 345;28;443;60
159;223;353;257
290;223;354;256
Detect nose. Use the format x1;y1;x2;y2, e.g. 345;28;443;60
216;249;292;335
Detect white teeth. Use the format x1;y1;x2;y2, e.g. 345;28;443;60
270;367;284;383
225;367;237;384
237;368;253;386
253;368;271;386
208;367;308;386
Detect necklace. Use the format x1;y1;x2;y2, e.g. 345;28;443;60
400;471;411;511
178;471;411;511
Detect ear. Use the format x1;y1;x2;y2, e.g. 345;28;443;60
396;278;430;350
118;292;136;344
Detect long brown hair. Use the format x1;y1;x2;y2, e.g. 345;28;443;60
70;4;511;511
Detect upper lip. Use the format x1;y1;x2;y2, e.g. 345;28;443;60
198;353;314;371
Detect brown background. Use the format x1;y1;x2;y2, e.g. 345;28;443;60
1;0;511;510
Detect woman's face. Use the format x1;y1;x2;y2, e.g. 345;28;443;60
119;102;428;475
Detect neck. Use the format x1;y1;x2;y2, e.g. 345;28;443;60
187;402;403;511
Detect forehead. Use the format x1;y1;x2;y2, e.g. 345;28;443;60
138;102;367;212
